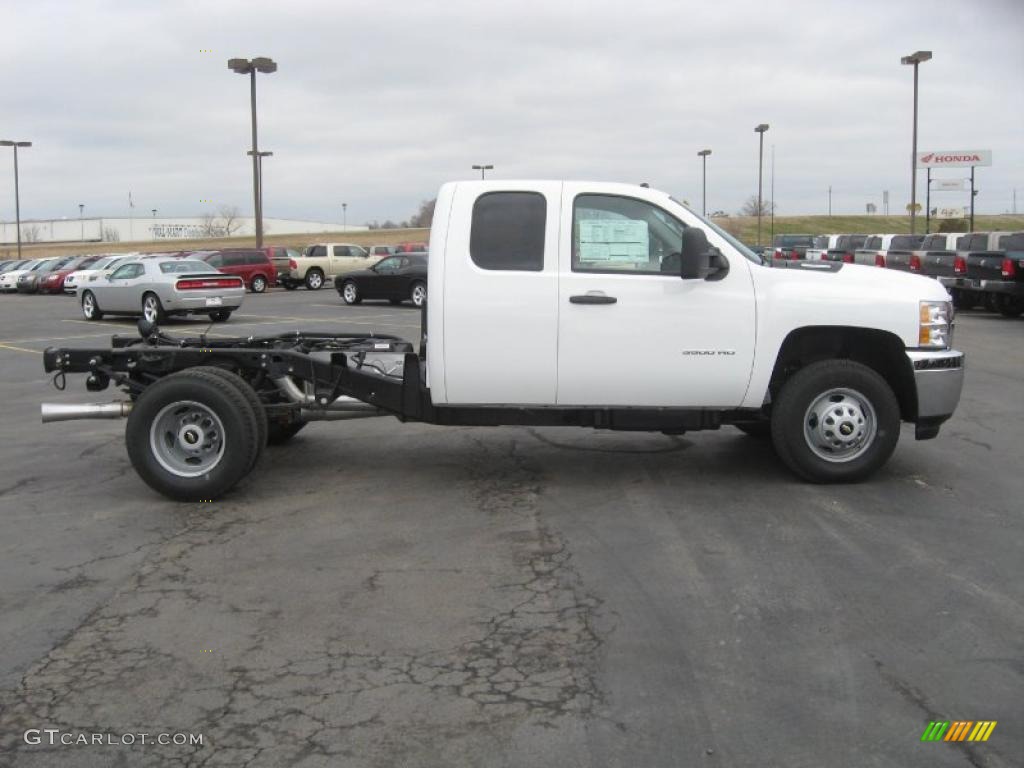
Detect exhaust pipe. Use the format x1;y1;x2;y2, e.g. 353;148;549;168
272;376;382;414
42;401;133;424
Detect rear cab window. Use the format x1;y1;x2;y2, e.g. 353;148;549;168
469;192;546;271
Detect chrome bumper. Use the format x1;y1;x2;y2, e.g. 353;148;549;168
906;349;964;439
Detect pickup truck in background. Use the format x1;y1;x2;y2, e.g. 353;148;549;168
940;231;1024;315
886;233;962;274
806;234;840;261
770;234;815;261
40;180;964;501
822;234;868;262
282;243;373;290
854;234;924;268
922;232;1009;309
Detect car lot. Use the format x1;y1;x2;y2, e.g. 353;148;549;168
0;290;1021;767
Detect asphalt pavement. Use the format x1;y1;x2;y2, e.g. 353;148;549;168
0;288;1020;767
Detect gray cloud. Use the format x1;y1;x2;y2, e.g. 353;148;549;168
1;0;1021;226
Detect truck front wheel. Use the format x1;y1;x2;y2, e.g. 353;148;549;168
305;269;325;290
771;359;899;483
125;370;262;501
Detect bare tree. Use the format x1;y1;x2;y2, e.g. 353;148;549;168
739;195;775;217
102;226;120;242
200;212;224;238
408;198;436;228
21;224;41;243
218;206;243;236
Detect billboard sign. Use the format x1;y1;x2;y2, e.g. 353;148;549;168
932;179;966;191
917;150;992;168
935;206;967;219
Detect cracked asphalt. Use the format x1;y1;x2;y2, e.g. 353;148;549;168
0;289;1021;767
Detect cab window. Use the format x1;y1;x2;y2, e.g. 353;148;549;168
572;194;683;274
111;263;144;279
470;191;546;271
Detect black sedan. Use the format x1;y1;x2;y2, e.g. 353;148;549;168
334;253;427;308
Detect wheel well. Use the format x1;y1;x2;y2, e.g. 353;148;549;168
768;327;916;420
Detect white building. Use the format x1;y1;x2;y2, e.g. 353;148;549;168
0;216;366;245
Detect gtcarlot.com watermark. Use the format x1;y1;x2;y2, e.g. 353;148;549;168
24;729;204;747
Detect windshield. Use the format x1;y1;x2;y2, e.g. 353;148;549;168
670;197;763;265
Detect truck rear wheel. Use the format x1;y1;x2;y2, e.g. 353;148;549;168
125;370;262;501
188;367;267;467
771;359;899;483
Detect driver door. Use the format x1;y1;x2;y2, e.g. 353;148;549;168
556;186;756;407
99;262;146;311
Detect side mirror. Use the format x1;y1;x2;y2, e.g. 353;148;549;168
680;228;711;279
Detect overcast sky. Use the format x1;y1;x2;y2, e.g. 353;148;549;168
1;0;1021;226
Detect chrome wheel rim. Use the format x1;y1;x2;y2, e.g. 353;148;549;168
149;400;226;478
143;296;159;323
412;284;426;306
308;272;323;289
803;388;877;463
252;277;266;292
343;283;357;302
82;293;95;318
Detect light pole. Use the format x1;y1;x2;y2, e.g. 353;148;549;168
901;50;931;234
472;164;493;179
754;124;769;247
152;208;157;219
229;56;277;247
247;149;273;231
697;149;711;217
0;140;31;260
342;202;347;230
79;203;84;240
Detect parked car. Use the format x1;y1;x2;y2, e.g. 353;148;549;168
0;259;48;292
77;258;245;322
367;245;398;259
853;234;923;268
822;235;868;262
885;233;961;273
921;232;1010;309
197;249;277;293
64;254;139;294
18;258;71;293
939;231;1023;314
283;243;372;290
394;242;428;253
38;255;103;294
335;253;428;307
806;235;841;261
769;234;815;261
0;259;30;274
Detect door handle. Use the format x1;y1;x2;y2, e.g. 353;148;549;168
569;293;617;305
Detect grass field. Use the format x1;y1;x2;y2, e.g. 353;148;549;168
5;214;1024;260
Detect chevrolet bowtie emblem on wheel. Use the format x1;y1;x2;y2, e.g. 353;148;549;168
921;721;997;742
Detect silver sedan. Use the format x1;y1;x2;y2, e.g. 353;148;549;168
77;259;246;323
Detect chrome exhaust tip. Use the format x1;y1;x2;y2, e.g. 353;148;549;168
41;401;133;424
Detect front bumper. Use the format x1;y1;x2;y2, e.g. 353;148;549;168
906;349;964;439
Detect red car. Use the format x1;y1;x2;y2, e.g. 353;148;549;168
394;242;428;253
197;249;277;293
38;255;103;294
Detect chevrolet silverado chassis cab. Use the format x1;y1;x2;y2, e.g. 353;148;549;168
41;181;964;501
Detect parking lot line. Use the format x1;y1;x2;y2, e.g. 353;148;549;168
0;342;42;354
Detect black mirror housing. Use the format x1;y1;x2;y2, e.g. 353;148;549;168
681;227;711;279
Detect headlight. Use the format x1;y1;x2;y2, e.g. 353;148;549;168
919;300;953;348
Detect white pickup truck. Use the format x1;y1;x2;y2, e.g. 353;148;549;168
41;180;964;501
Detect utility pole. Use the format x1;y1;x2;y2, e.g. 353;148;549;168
770;144;775;241
697;149;711;217
828;186;832;216
970;166;976;231
754;123;769;247
901;51;932;235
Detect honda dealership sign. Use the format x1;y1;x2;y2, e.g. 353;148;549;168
916;150;992;168
935;206;968;219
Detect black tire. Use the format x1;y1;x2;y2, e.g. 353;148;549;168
951;289;977;311
340;280;361;305
125;371;262;501
997;294;1024;318
305;269;325;290
189;367;267;469
209;309;233;322
735;422;770;438
282;281;297;291
142;292;167;324
410;281;427;308
251;275;268;294
81;290;104;320
770;359;900;483
983;293;1000;312
267;419;308;445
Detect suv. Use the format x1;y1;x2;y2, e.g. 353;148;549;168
199;249;277;293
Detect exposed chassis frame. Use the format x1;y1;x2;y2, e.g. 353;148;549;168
43;330;757;433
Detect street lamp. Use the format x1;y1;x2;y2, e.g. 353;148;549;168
754;124;769;247
697;149;711;217
79;203;84;241
152;208;157;218
472;164;493;179
342;202;348;229
229;56;277;247
901;50;932;234
0;140;32;260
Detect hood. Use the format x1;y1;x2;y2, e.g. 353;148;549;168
754;260;950;306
